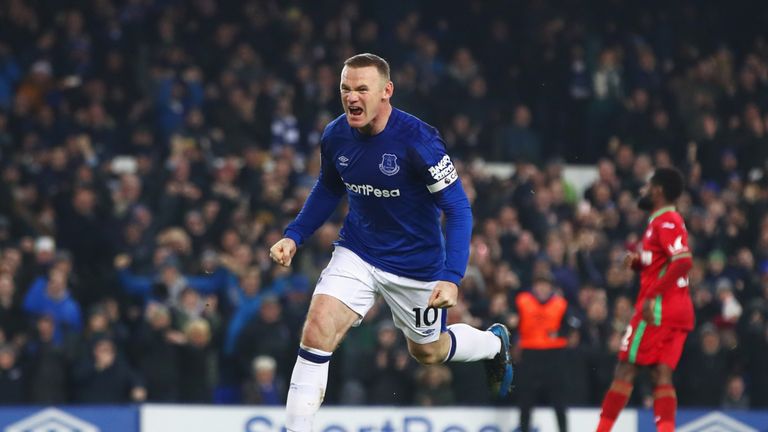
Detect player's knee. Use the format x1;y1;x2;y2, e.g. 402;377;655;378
408;345;442;365
615;362;637;382
301;315;337;352
653;364;674;385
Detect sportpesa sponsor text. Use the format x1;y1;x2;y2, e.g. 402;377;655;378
344;182;401;197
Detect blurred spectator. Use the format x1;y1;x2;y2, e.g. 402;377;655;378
23;315;68;403
65;304;119;366
363;320;413;405
514;274;572;432
16;236;57;293
414;365;455;406
242;355;285;405
23;268;82;341
178;319;217;403
0;344;25;404
134;304;180;402
744;303;768;408
234;295;291;382
73;338;146;403
679;325;728;407
0;274;24;345
0;43;21;111
115;253;224;306
722;375;750;410
495;105;541;164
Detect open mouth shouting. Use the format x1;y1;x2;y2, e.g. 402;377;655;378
348;106;364;119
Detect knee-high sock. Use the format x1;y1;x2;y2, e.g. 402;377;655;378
285;345;332;432
596;380;633;432
653;384;677;432
443;323;502;362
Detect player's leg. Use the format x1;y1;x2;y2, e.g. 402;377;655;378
374;272;512;396
596;361;637;432
300;294;360;351
516;349;540;432
404;323;502;364
404;324;512;398
286;247;377;432
286;294;359;432
546;349;568;432
597;320;646;432
651;365;676;432
650;328;687;432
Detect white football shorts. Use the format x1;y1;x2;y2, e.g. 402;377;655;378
313;246;445;344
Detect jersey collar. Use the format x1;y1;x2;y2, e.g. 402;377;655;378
648;205;676;223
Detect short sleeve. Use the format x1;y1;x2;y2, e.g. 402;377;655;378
412;136;460;194
656;218;690;258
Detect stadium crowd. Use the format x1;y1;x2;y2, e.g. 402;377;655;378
1;0;768;410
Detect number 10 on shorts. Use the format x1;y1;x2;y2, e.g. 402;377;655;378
413;307;438;327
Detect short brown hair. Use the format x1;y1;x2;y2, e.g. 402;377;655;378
343;53;390;80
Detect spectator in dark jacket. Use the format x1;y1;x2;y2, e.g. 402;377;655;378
0;344;25;404
0;273;24;345
23;315;69;403
235;296;291;382
134;303;180;402
177;319;217;403
73;338;146;403
362;321;414;405
679;324;728;407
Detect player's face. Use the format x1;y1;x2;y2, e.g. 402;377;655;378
638;182;659;211
340;66;393;131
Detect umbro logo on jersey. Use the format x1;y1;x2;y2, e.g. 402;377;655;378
661;222;676;229
379;153;400;176
338;155;349;167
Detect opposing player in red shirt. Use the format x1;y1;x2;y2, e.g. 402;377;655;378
596;167;693;432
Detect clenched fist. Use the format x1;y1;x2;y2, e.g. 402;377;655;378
428;281;459;308
269;238;297;267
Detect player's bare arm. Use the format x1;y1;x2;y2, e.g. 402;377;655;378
623;252;639;269
641;298;656;324
269;237;297;267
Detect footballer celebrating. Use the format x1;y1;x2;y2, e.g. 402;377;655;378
269;53;513;432
596;168;694;432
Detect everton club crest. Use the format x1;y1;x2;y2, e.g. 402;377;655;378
379;153;400;176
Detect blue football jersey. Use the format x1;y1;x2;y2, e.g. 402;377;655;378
285;108;472;284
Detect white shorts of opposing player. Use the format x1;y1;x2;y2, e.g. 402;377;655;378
285;246;502;432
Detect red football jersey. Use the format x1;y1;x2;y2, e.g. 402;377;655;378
634;206;694;330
